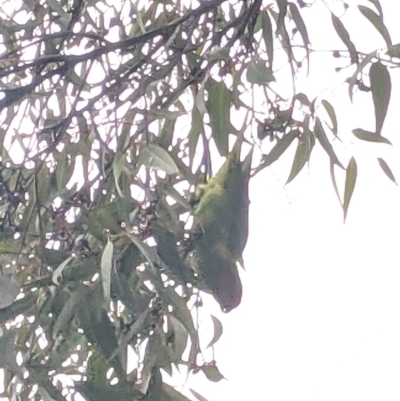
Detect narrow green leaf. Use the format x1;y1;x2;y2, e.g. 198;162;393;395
288;2;310;68
37;168;51;205
368;0;383;16
314;118;343;168
369;62;391;135
358;6;391;47
206;80;231;156
352;128;391;145
259;130;299;170
276;0;288;33
112;152;124;197
206;315;223;349
101;238;114;306
330;161;342;206
56;148;68;193
261;11;274;68
188;106;203;164
139;144;179;175
149;109;185;120
343;157;357;222
52;256;73;285
246;58;275;84
331;14;358;64
377;158;397;184
286;132;313;184
321;100;338;136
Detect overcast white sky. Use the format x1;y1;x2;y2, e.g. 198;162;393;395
182;1;400;401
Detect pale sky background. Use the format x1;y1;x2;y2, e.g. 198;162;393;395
181;1;400;401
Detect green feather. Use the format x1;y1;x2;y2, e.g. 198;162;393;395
193;143;252;311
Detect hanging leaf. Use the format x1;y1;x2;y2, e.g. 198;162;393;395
343;157;357;222
321;100;338;137
286;131;313;184
138;144;179;175
330;161;342;205
201;364;225;382
368;0;383;16
288;2;310;68
261;10;274;68
113;152;124;197
101;238;114;306
377;158;397;184
358;6;391;48
206;80;231;156
188;106;203;164
246;58;275;84
52;256;73;285
331;14;358;64
276;0;288;33
314;118;343;168
56;150;69;193
206;315;223;349
369;62;391;135
352;128;391;145
258;130;299;170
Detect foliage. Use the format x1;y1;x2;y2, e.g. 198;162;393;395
0;0;397;400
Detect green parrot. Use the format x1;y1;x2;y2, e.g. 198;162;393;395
193;143;253;312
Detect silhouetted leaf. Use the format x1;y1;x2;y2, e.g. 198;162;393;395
377;158;397;184
246;58;275;84
261;10;274;68
201;364;225;382
259;130;299;170
101;238;114;306
314;118;343;168
369;62;391;135
139;144;179;175
331;14;358;64
343;157;357;222
358;5;391;47
289;2;310;68
287;131;313;183
206;80;231;156
321;100;338;136
206;314;223;349
352;128;391;145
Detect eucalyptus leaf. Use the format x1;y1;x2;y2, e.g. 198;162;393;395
246;59;275;84
331;14;358;64
101;238;114;306
369;62;391;135
343;157;357;222
377;158;397;184
206;80;231;156
352;128;391;145
139;144;179;175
